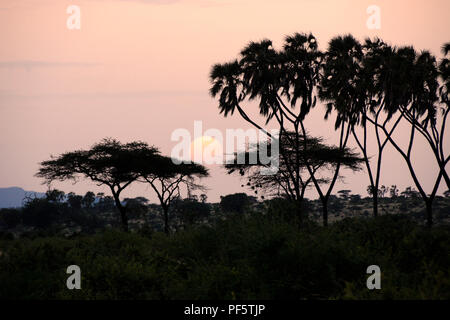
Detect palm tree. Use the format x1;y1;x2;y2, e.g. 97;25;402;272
322;37;409;218
319;35;391;217
438;43;450;190
210;33;363;226
210;60;272;138
366;44;446;226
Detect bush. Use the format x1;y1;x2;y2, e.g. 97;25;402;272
0;208;22;229
0;215;448;300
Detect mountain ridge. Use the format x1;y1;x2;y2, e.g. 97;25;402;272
0;187;45;209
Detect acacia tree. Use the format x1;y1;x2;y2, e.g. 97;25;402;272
210;33;363;226
139;156;208;234
225;132;361;222
225;134;324;203
36;138;160;231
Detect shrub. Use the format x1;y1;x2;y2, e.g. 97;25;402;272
0;215;448;300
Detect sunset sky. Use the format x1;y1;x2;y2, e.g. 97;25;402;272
0;0;449;202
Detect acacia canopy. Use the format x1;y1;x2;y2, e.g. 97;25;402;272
138;156;209;234
36;138;161;231
226;132;363;202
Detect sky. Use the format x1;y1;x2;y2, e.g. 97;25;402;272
0;0;449;203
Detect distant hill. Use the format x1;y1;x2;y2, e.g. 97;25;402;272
0;187;45;209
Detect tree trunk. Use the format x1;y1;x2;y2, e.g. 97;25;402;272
294;198;304;225
373;192;379;217
321;198;328;227
442;167;450;190
425;200;433;228
162;205;170;234
119;207;129;232
113;194;128;232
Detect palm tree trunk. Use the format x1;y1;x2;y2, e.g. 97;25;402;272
441;165;450;190
162;204;170;234
321;198;328;227
425;200;433;228
295;198;304;224
373;192;379;217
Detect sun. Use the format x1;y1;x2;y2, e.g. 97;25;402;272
190;136;222;164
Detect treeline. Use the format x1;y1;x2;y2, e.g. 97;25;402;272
2;188;449;239
35;139;209;233
211;33;449;227
0;191;257;237
20;32;450;232
0;190;117;235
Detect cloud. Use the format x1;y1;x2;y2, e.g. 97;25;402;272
0;60;101;71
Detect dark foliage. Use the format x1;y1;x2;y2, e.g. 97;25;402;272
0;214;448;300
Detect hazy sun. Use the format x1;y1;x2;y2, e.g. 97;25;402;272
190;136;222;163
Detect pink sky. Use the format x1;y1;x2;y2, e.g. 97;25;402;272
0;0;449;202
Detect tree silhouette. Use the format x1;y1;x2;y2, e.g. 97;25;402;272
200;194;208;203
438;42;450;189
82;191;96;209
123;197;149;220
320;36;403;218
45;189;66;203
400;186;420;198
21;189;66;228
172;197;211;228
389;185;399;198
67;192;82;210
225;132;362;222
36;138;160;231
337;190;352;200
365;44;448;226
139;156;208;234
210;33;363;226
219;193;255;214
